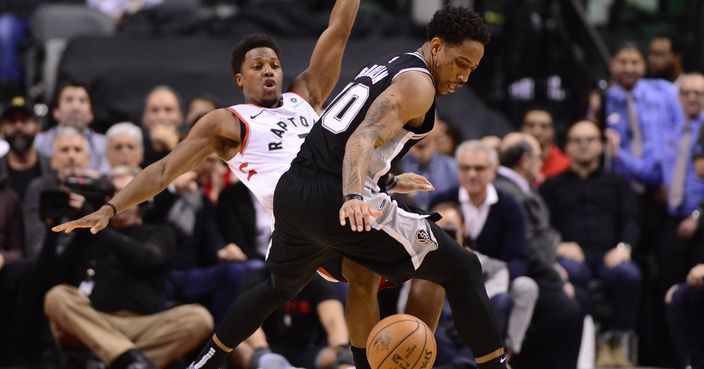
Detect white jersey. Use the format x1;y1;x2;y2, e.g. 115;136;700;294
226;92;319;212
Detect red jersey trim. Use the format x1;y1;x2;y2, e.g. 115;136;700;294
227;107;250;155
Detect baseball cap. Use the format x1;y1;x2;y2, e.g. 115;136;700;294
1;96;35;122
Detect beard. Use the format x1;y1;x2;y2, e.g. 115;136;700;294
648;64;677;81
8;133;35;155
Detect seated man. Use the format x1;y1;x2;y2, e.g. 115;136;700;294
494;133;585;369
667;263;704;369
262;277;350;369
540;121;641;366
43;166;213;369
430;140;537;359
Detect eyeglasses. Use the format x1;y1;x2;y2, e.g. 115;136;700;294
459;164;489;173
568;136;600;145
679;89;704;97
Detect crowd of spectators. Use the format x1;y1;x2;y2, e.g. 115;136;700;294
0;2;703;369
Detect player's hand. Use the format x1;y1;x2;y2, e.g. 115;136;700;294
52;205;114;235
388;173;435;194
339;199;382;232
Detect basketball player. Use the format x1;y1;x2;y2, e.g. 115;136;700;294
51;0;450;368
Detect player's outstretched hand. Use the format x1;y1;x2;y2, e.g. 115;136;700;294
52;205;113;235
389;173;435;194
339;199;382;232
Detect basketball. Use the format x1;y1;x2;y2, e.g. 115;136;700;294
366;314;436;369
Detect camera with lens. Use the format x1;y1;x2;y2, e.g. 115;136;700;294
39;175;115;224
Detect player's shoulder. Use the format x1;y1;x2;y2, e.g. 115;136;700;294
190;108;239;137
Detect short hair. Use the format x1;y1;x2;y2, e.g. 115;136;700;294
612;41;642;58
426;6;490;46
455;140;498;168
53;80;92;108
522;106;554;123
145;85;183;111
230;33;281;75
431;201;465;224
53;126;88;149
653;34;684;55
106;122;143;150
107;165;142;181
499;137;534;168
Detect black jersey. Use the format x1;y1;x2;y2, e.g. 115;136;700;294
292;51;436;188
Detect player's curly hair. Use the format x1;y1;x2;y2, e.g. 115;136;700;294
230;33;281;75
426;6;490;46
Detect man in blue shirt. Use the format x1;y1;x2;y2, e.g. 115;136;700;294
604;42;683;188
658;73;704;291
399;121;458;210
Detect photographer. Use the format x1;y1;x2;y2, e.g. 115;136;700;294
42;166;213;369
24;126;99;259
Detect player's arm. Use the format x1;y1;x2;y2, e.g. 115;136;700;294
53;109;241;234
340;72;435;231
289;0;360;111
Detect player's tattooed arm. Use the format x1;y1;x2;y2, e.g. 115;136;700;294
290;0;360;111
339;72;434;232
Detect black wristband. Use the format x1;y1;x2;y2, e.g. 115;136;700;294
386;174;398;190
343;193;364;202
105;203;117;217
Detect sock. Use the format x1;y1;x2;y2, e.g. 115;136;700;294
190;337;231;369
351;346;372;369
476;354;508;369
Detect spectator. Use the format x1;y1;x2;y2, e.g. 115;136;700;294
656;73;704;294
399;125;458;210
43;165;213;369
262;277;350;369
217;178;270;260
603;42;684;365
604;42;683;190
429;202;511;369
0;96;51;200
647;34;684;84
186;94;218;128
0;0;41;99
0;172;26;365
494;132;585;369
24;126;96;258
106;122;144;168
433;115;461;157
666;263;704;369
87;0;163;23
430;140;537;358
34;81;110;173
540;120;641;367
141;85;184;165
164;156;265;326
520;108;569;182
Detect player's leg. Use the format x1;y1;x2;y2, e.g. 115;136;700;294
188;225;329;369
341;258;381;369
404;278;445;331
409;221;506;369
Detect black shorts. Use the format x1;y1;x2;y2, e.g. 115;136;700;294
269;166;442;285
